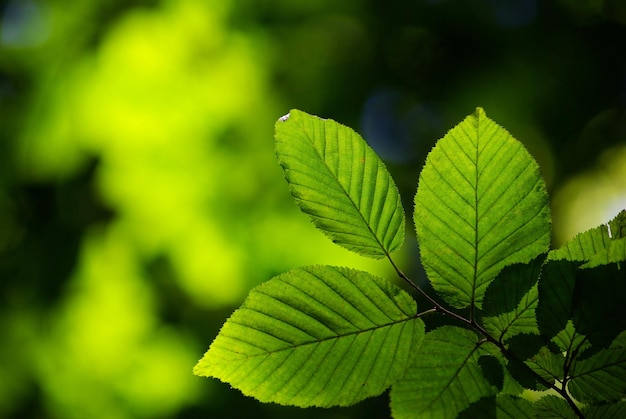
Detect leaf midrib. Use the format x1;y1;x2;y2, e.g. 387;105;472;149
421;339;488;413
296;116;396;257
224;315;416;359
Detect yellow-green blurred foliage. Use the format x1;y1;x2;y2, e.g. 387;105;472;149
1;1;394;418
1;0;625;418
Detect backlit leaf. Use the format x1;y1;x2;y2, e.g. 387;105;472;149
482;256;543;342
534;395;577;418
584;401;626;419
390;326;497;419
414;108;551;309
536;260;578;339
193;265;424;407
568;347;626;404
459;395;534;418
275;109;405;259
549;210;626;267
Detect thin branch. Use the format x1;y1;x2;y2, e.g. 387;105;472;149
385;253;472;326
386;253;586;418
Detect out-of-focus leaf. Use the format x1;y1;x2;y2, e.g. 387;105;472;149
194;265;424;407
390;326;497;419
274;110;405;259
414;108;551;309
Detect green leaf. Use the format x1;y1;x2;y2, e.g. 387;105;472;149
414;108;551;309
533;395;577;418
568;347;626;404
390;326;497;419
274;109;405;259
193;265;424;407
551;321;590;356
572;263;626;347
493;395;535;418
584;401;626;419
549;209;626;266
525;345;566;385
536;260;579;339
459;395;534;418
482;256;543;342
505;334;562;390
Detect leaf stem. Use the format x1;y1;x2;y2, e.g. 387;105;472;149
386;254;585;418
386;254;472;326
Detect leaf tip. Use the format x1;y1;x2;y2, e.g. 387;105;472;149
474;107;486;118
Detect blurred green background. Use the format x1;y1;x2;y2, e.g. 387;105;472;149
0;1;625;418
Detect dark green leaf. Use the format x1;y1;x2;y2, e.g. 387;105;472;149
390;326;497;419
551;321;590;356
536;260;579;338
533;395;577;418
274;110;405;259
525;345;566;385
505;334;562;391
479;354;505;390
414;108;551;309
569;347;626;404
194;266;424;407
572;263;626;347
583;401;626;419
459;395;534;419
482;256;544;342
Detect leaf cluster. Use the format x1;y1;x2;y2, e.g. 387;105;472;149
194;108;626;418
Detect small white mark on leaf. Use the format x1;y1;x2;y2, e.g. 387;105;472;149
279;113;290;122
607;224;613;239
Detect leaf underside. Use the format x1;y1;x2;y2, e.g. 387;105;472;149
194;265;424;407
275;109;405;259
414;107;551;309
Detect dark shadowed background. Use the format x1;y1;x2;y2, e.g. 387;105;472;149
1;0;625;418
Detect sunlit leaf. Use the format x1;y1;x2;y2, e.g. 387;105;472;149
414;108;551;309
390;326;497;419
193;265;424;407
533;395;577;418
549;209;626;267
568;347;626;404
482;256;543;342
274;109;405;259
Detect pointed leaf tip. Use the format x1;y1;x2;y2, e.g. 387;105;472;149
274;109;405;259
195;265;424;407
414;109;551;309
